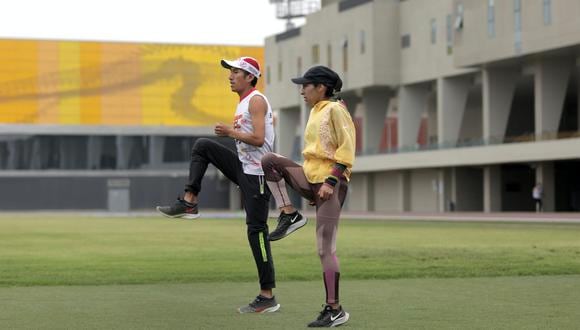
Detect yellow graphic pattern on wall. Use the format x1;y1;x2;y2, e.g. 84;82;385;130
0;39;264;126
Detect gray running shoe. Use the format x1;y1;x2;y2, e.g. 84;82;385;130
238;295;280;314
307;305;350;327
268;211;307;241
156;198;200;219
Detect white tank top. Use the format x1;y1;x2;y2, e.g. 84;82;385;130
233;89;274;175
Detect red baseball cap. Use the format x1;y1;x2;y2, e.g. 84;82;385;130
220;57;261;78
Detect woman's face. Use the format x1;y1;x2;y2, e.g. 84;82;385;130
300;83;327;107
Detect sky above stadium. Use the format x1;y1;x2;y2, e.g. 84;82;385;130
1;0;304;46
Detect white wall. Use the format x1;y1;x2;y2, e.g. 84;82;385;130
455;0;580;66
410;168;439;212
373;171;404;212
399;0;473;84
347;172;370;211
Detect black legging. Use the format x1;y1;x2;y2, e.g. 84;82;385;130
186;138;276;290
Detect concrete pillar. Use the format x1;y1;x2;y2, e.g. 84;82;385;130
343;91;362;154
276;107;300;157
434;168;452;212
116;136;136;170
536;162;555;212
438;168;453;212
341;92;362;118
482;68;519;143
437;75;472;147
534;58;574;139
30;138;42;169
449;167;457;211
398;83;431;149
426;91;438;144
361;88;390;154
367;172;375;211
401;171;411;212
7;140;18;169
484;165;501;212
87;136;102;169
149;136;164;168
360;173;370;212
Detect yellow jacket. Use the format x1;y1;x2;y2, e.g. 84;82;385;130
302;100;356;183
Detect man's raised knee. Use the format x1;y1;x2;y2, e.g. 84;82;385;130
192;137;213;155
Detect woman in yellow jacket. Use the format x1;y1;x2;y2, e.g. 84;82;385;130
261;65;355;327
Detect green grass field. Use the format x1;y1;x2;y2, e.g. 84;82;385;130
1;215;580;329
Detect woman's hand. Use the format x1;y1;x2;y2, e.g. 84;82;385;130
318;183;334;201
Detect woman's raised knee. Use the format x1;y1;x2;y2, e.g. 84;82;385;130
261;152;277;166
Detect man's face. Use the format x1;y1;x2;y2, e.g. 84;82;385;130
229;68;252;92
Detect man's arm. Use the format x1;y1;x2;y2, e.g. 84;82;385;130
214;95;268;147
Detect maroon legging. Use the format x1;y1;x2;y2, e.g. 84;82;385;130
261;152;348;305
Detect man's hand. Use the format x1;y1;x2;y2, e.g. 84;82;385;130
215;123;234;138
318;183;334;201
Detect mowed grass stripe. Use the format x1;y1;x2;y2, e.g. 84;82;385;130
0;276;579;329
0;216;579;287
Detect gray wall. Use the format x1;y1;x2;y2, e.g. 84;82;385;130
455;167;484;211
0;174;230;211
410;169;439;212
373;171;404;212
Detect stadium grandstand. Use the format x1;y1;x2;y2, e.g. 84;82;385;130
2;0;580;214
0;39;262;211
265;0;580;213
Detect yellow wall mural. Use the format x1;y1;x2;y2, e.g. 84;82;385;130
0;39;264;126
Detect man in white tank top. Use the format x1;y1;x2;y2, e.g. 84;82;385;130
156;57;280;314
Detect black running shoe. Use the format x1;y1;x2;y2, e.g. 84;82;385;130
268;211;307;241
238;295;280;313
156;198;200;219
307;305;350;327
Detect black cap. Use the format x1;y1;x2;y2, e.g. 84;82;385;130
291;65;343;92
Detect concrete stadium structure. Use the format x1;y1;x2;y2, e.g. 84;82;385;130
264;0;580;212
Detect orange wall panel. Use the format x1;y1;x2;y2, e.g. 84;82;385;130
0;40;39;123
37;41;60;124
58;42;81;124
0;39;264;127
80;42;102;124
101;43;141;125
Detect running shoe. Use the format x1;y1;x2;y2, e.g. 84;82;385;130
156;198;200;219
307;305;350;327
238;295;280;313
268;211;307;241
